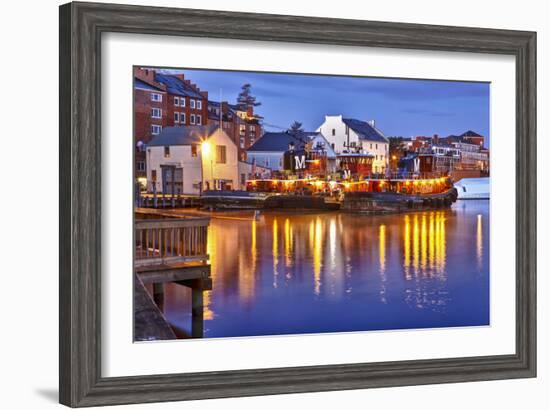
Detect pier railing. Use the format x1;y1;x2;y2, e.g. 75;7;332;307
135;218;210;267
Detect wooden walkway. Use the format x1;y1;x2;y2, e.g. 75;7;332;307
134;214;212;339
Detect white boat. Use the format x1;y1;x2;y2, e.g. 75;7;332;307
454;177;490;200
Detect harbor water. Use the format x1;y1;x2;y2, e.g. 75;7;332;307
160;200;490;338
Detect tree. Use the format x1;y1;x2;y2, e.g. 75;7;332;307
288;121;304;135
237;83;261;109
388;137;406;170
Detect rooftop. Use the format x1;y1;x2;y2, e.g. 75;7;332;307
342;118;388;143
247;131;321;152
154;74;204;99
148;125;219;147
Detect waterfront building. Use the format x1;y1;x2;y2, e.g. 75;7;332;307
133;67;209;180
316;115;389;173
246;131;336;176
207;101;263;161
146;124;238;194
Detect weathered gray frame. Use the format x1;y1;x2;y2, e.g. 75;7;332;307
59;1;537;407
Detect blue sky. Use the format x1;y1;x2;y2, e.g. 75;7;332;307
160;67;490;145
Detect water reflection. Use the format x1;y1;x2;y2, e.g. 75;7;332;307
163;201;490;338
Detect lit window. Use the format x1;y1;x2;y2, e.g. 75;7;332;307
191;144;198;157
151;125;162;135
151;93;162;102
151;108;161;119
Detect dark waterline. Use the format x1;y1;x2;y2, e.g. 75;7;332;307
160;200;490;338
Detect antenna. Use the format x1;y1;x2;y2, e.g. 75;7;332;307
219;88;223;130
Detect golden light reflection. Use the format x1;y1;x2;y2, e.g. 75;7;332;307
238;222;256;302
379;225;386;273
403;215;411;280
329;218;337;271
412;214;420;276
379;224;387;303
273;218;279;288
204;225;215;320
284;218;292;268
477;214;483;269
421;214;428;273
403;212;447;279
313;217;323;295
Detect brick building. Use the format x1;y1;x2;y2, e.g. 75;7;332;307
207;101;263;161
133;67;209;180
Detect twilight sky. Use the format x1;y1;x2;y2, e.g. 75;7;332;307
160;68;490;145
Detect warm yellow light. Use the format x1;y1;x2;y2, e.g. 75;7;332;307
413;180;419;186
315;180;323;188
137;177;147;186
201;140;211;156
343;182;351;190
392;155;397;160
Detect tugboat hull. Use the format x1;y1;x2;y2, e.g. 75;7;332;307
342;188;458;214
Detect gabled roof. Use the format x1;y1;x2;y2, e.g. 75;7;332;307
148;125;219;147
460;130;484;138
134;78;165;92
342;118;388;143
154;74;204;99
247;131;320;152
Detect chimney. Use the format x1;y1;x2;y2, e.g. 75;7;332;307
367;119;376;128
174;74;185;82
247;106;254;117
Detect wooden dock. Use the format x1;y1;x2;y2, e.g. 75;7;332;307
134;214;212;339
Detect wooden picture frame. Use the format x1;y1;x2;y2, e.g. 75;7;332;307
59;1;536;406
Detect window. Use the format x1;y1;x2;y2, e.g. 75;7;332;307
332;128;336;136
239;124;246;135
370;143;373;149
191;144;198;157
196;115;202;125
180;98;186;107
174;97;179;106
241;173;246;186
197;100;202;110
136;161;145;171
151;124;162;135
164;146;170;158
376;143;378;149
240;137;245;148
174;112;179;122
151;108;161;119
216;145;227;164
190;114;196;125
190;99;196;109
151;93;162;102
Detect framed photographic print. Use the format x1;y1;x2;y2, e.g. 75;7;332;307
59;1;536;407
